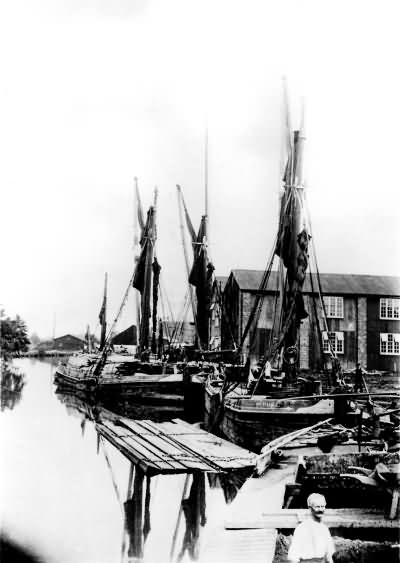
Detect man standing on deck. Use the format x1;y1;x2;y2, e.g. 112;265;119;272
353;361;366;393
287;493;335;563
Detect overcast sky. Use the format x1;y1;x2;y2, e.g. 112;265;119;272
1;0;399;339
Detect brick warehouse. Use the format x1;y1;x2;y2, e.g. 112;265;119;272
220;270;400;372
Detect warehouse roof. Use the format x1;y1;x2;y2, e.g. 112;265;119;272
231;269;400;296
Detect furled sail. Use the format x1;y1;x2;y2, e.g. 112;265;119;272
275;127;310;363
188;215;215;350
98;272;107;351
133;205;157;354
151;257;161;353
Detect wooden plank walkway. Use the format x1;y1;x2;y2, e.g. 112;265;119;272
200;528;277;563
195;454;292;563
225;508;398;529
96;416;256;475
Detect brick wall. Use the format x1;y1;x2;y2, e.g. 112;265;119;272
240;292;254;357
367;297;400;372
357;297;367;367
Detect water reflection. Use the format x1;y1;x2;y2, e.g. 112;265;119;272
1;362;26;411
1;359;250;563
176;473;206;561
55;390;211;562
122;466;150;561
0;533;43;563
55;387;250;510
208;468;253;505
54;383;185;422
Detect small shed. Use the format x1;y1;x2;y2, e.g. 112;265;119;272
41;334;86;352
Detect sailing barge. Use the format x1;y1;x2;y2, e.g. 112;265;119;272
201;99;400;454
55;184;185;403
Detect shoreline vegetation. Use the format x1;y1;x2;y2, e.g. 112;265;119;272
0;310;30;361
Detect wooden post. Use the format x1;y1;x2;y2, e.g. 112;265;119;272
169;474;191;562
125;465;145;560
389;488;399;520
358;409;363;452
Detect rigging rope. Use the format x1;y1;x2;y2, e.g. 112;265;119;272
159;273;175;325
239;232;278;354
269;259;285;366
168;288;190;346
216;279;238;352
176;185;203;350
172;293;191;346
304;195;336;361
91;270;136;377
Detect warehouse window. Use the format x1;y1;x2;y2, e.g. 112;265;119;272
323;296;344;318
380;333;400;355
322;331;344;354
380;298;400;319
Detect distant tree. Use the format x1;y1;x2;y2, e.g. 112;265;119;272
0;311;30;359
30;332;41;347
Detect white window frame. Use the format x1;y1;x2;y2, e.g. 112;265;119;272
380;298;400;320
323;296;344;319
380;333;400;355
322;331;344;354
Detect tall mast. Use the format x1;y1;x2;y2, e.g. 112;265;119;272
133;188;157;357
153;185;158;248
177;185;198;330
204;123;209;255
99;272;108;351
133;178;141;350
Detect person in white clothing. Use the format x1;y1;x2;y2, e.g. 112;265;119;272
287;493;335;563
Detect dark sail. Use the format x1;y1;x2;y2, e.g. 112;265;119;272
98;273;107;351
151;258;161;354
275;129;310;360
133;206;156;354
189;215;214;350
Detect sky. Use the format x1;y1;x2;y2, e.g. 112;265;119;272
1;0;399;339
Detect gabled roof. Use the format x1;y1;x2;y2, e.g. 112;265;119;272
113;325;137;345
53;334;86;343
231;269;400;297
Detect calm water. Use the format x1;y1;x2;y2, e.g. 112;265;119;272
0;359;233;563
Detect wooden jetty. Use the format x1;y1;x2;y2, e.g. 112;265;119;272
225;508;399;531
96;416;256;475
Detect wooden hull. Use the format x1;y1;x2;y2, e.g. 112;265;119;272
54;354;183;404
221;403;332;452
54;365;97;391
97;378;183;404
204;384;359;453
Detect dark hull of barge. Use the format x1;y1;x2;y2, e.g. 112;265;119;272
204;384;361;453
54;355;184;405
